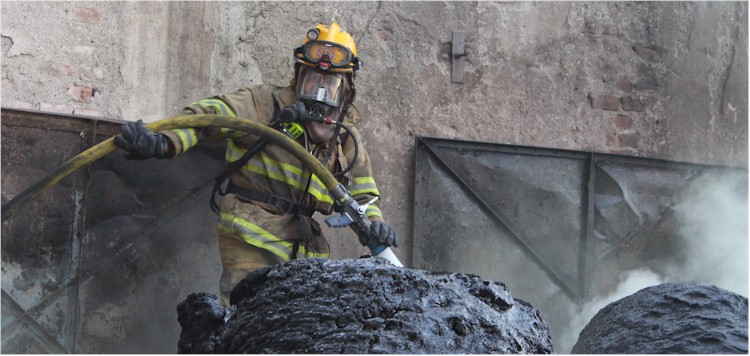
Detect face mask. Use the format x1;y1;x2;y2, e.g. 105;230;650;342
294;67;350;144
296;67;344;108
302;100;337;119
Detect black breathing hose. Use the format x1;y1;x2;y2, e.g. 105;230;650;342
281;102;359;178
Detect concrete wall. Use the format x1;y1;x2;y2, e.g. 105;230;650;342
2;1;747;351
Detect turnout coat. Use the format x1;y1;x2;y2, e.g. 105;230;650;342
161;84;385;261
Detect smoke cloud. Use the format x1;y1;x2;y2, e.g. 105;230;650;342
558;170;748;353
668;171;748;295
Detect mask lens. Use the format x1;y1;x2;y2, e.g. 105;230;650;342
297;68;344;107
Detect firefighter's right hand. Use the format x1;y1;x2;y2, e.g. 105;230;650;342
370;221;399;248
114;120;173;160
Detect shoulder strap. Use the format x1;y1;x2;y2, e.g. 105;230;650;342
209;101;281;214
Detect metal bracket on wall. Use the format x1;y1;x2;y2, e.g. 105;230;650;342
451;31;465;83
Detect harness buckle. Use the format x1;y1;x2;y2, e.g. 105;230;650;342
226;181;315;217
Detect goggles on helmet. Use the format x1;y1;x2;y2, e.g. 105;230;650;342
296;67;345;107
295;41;359;70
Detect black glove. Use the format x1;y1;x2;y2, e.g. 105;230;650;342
369;221;399;248
114;119;172;160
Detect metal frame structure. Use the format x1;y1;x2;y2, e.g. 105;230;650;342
1;108;224;353
412;136;747;301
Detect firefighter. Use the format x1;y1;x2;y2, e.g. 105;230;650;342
115;22;399;305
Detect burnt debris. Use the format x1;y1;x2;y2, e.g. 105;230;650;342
572;283;748;354
177;257;554;354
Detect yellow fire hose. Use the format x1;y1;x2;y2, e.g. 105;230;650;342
1;114;402;265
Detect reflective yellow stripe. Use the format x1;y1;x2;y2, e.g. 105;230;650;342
245;157;335;205
219;212;294;260
174;128;198;150
220;127;239;136
218;211;330;260
195;98;236;116
302;249;330;258
226;141;335;205
349;176;380;196
193;98;240;136
365;205;383;219
225;140;239;162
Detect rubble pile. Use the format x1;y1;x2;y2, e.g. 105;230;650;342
177;257;554;354
572;283;748;354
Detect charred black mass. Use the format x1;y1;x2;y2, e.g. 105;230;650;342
177;257;554;354
573;283;748;354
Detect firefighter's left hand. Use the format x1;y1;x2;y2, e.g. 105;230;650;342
115;119;173;160
370;221;399;248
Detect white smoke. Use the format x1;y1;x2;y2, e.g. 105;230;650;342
557;268;665;353
558;170;748;353
667;171;748;296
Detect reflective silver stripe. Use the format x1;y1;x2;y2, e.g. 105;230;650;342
219;211;331;260
218;211;294;260
349;176;380;196
174;128;197;150
365;205;383;219
226;141;335;204
194;98;240;136
195;98;236;116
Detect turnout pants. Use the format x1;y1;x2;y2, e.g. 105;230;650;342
217;233;284;306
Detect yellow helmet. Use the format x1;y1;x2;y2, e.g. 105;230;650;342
294;22;361;73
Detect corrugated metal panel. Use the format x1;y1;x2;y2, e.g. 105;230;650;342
1;108;225;353
412;136;747;349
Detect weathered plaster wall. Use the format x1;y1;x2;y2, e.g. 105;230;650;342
3;2;747;263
